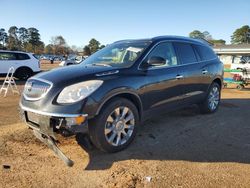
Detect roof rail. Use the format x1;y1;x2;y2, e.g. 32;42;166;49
195;38;214;46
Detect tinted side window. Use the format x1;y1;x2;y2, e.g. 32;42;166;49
195;45;216;61
147;42;178;67
16;53;30;60
174;43;197;64
0;52;17;60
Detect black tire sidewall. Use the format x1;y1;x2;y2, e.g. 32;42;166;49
88;98;139;152
15;68;33;80
200;82;221;114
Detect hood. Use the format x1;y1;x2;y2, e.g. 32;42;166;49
33;64;118;87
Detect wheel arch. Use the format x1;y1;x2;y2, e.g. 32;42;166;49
14;66;33;74
95;90;143;121
212;77;222;88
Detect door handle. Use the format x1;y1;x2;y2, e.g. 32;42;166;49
202;70;208;74
176;75;184;79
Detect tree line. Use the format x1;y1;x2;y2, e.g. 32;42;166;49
189;25;250;45
0;26;105;55
0;26;44;54
1;25;249;55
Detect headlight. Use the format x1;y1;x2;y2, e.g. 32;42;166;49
57;80;103;104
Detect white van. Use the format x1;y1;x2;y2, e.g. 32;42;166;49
0;50;41;80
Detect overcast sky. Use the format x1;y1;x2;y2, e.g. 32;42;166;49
1;0;250;46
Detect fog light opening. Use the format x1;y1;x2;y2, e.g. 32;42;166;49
75;116;86;125
65;116;86;127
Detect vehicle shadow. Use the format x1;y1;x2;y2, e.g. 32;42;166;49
76;98;250;170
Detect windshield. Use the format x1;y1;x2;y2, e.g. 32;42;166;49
82;41;151;68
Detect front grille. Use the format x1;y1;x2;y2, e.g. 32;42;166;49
23;78;52;100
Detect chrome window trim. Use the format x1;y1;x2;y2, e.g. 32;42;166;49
20;103;88;118
137;40;217;71
23;77;53;101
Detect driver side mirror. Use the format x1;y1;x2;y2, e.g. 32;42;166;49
147;56;166;66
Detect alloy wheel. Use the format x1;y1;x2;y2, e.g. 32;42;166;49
104;106;135;146
208;86;220;111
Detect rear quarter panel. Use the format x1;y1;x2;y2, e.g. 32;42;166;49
206;59;224;90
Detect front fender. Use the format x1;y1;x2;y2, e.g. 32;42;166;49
96;87;142;114
84;87;143;120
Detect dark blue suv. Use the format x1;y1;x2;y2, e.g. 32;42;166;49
20;36;223;165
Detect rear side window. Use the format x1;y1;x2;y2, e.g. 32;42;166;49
33;54;39;60
0;52;17;60
195;45;216;61
174;43;197;64
16;53;30;60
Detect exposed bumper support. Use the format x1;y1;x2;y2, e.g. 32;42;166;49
19;103;88;166
33;130;74;167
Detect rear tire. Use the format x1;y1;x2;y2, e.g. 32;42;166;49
15;67;33;80
88;97;139;153
199;82;221;114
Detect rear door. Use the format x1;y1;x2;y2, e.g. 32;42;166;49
173;42;209;104
15;52;33;70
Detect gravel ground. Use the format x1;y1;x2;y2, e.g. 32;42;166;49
1;64;250;187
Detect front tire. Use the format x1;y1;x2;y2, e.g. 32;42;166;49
88;98;139;153
199;82;221;114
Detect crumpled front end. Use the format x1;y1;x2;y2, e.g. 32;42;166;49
19;77;89;166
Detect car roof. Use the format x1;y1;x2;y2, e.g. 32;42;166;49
115;35;210;46
0;50;32;54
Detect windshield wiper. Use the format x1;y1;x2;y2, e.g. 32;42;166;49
92;63;111;67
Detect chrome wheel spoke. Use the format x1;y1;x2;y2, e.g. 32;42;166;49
114;108;120;118
121;107;129;118
125;112;134;123
107;115;114;123
125;123;134;130
115;132;121;146
214;95;219;101
105;125;114;135
108;132;117;144
213;87;218;93
121;129;128;136
211;102;215;110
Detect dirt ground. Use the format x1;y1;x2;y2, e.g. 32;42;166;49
1;63;250;188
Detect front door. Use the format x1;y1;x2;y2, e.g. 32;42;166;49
139;42;184;116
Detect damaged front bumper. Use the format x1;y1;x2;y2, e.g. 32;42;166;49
19;103;88;166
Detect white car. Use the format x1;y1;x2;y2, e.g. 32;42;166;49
59;56;87;66
0;50;40;80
